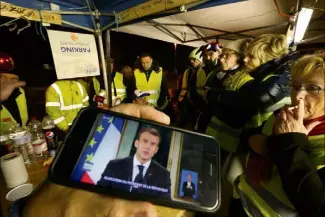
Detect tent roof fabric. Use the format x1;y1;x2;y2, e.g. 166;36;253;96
115;0;325;47
3;0;243;31
2;0;324;46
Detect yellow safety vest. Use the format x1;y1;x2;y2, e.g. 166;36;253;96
0;88;28;130
237;115;325;217
112;72;126;102
45;80;89;131
78;77;104;96
206;73;291;153
134;68;164;107
205;71;253;153
178;66;206;102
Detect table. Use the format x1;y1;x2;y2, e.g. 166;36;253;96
0;160;193;217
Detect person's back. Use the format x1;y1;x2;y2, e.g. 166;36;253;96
45;80;89;132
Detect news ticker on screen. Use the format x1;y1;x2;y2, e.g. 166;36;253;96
103;176;168;193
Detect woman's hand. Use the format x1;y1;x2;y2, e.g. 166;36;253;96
23;104;170;217
274;99;322;135
0;75;25;102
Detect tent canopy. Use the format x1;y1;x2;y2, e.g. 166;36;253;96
2;0;323;47
115;0;325;47
1;0;243;32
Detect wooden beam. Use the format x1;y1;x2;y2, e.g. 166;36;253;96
117;0;207;24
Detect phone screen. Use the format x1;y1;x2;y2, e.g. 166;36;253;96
67;112;220;209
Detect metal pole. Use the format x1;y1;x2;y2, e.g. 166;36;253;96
61;20;95;32
41;10;94;15
105;30;112;107
297;34;325;44
85;0;97;29
100;20;117;32
97;29;112;107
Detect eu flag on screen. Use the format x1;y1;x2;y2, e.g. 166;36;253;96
71;114;125;183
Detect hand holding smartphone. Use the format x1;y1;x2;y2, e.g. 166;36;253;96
49;106;221;213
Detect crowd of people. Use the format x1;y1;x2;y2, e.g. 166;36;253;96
0;32;324;217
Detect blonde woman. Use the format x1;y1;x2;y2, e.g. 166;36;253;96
233;54;325;217
206;34;299;156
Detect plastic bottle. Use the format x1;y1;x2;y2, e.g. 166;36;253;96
42;116;57;156
9;125;35;165
30;131;48;159
27;117;42;133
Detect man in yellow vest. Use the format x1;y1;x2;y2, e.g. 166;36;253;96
128;53;169;111
92;60;129;107
77;76;103;105
45;79;89;133
0;52;28;131
178;48;207;128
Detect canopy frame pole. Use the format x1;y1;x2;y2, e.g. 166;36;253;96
84;0;112;107
61;20;95;32
41;10;95;15
297;34;325;44
186;24;208;43
147;20;184;43
184;22;288;43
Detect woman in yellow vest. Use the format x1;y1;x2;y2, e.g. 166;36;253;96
230;54;325;217
77;76;103;104
205;34;298;154
0;53;28;131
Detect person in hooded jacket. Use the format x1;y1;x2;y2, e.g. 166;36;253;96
178;48;206;129
196;39;251;133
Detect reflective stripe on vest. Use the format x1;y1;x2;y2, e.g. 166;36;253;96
134;68;162;107
205;117;242;153
264;97;291;113
0;88;28;129
239;114;325;217
111;72;126;101
238;176;297;217
53;116;65;124
47;82;88;111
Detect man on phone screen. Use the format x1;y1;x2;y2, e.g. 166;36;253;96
182;174;196;199
98;127;171;200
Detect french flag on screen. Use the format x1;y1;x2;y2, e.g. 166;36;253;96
71;114;125;184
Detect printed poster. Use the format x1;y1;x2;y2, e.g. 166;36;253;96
47;30;100;79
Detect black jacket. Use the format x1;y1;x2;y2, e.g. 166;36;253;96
126;61;168;107
97;156;171;200
208;52;299;128
267;133;325;217
182;181;196;198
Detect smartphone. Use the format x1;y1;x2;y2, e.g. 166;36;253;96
49;107;221;213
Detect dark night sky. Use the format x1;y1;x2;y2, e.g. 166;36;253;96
0;17;193;87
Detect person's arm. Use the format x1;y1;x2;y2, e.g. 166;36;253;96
157;74;168;107
126;77;136;103
192;183;196;196
81;86;89;107
45;86;69;131
268;133;325;217
182;182;186;193
189;68;206;107
210;73;290;113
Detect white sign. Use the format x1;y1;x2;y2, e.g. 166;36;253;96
47;30;100;79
